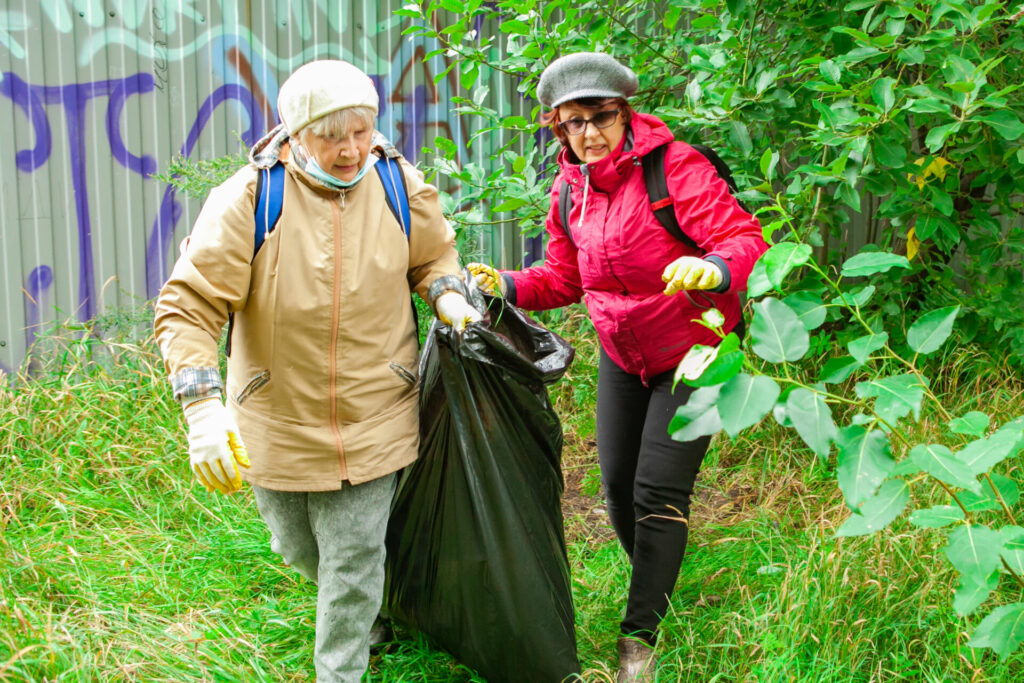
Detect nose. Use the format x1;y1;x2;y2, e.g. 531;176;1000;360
337;134;357;156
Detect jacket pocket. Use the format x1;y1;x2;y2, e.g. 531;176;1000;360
389;362;417;387
235;370;271;405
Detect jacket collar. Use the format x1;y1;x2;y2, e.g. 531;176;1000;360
556;112;675;193
248;123;402;193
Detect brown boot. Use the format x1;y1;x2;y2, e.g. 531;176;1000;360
616;636;655;683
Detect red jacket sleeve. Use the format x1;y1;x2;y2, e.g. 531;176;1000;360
504;177;585;310
666;143;768;293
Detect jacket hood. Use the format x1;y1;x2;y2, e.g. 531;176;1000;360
556;112;675;192
248;122;402;170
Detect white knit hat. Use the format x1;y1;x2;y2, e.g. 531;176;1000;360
277;60;379;134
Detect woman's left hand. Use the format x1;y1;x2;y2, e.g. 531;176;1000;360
435;292;483;333
662;256;723;294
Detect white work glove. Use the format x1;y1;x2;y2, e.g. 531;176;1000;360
662;256;723;295
182;396;250;494
435;291;482;333
467;263;506;297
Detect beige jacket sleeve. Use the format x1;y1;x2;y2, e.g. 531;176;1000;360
399;158;466;303
154;166;258;384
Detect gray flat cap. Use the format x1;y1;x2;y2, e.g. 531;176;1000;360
537;52;638;108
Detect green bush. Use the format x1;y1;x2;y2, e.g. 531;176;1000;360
401;0;1024;362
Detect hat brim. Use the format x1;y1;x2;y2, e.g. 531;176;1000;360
547;87;630;108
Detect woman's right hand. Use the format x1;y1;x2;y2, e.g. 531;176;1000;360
467;263;505;297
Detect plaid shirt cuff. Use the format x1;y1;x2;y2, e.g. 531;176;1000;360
427;274;468;306
170;367;223;402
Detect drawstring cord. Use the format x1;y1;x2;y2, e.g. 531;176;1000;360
578;164;590;230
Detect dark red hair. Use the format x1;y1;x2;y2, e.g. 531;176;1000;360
540;96;634;146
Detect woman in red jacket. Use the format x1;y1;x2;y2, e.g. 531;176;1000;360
470;52;768;682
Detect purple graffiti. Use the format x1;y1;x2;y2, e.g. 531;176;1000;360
144;84;264;297
398;85;430;161
1;72;157;325
22;265;54;352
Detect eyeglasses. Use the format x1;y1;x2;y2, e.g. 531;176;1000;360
557;109;621;136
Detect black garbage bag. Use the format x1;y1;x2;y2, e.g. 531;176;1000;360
384;295;580;683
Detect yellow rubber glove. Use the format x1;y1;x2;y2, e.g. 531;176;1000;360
662;256;723;295
467;263;505;297
435;291;483;333
182;396;250;494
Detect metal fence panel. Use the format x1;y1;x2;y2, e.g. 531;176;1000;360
0;1;530;373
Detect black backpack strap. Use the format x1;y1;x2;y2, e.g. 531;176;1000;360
557;177;578;248
690;143;749;212
642;144;698;250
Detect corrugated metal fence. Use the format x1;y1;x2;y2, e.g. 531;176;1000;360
0;0;529;373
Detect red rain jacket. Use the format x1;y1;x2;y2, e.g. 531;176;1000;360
506;112;768;383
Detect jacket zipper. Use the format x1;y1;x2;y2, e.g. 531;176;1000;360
329;199;348;480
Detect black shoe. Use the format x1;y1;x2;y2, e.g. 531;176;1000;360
369;616;396;655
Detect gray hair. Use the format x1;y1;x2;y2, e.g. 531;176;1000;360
296;106;376;144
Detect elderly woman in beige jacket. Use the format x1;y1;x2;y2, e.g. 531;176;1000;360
154;60;480;682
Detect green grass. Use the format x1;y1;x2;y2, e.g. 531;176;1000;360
2;307;1024;681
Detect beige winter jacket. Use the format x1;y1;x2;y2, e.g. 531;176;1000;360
154;139;463;490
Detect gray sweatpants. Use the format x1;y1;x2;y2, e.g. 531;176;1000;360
252;473;397;683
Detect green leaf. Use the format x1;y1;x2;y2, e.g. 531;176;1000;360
492;197;529;212
670;385;723;442
911;444;982;493
819;60;842;84
512;156;527;173
786;388;838;457
907;306;960;354
956;425;1024;475
729;120;753;157
717;373;781;438
925;122;961;152
820;356;861;384
949;411;990;437
892;457;923;477
498;19;530;34
954;571;999;616
836;426;894;510
907;97;949;114
960;474;1020;512
967;603;1024;661
750;298;810;364
746;258;772;298
979;110;1024;141
909;505;965;529
872;77;897;113
848;332;889;365
854;373;926;423
681;350;745;388
872;138;907;168
783;291;827;330
763;242;812;289
898;46;925;65
835;285;875;309
836;479;910;537
946;524;1004;578
760;148;781;179
1000;527;1024;576
841;252;912;277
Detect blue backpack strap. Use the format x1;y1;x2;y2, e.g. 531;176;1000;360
253;162;286;260
230;162;284;357
375;155;411;240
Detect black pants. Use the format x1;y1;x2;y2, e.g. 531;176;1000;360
596;349;710;643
